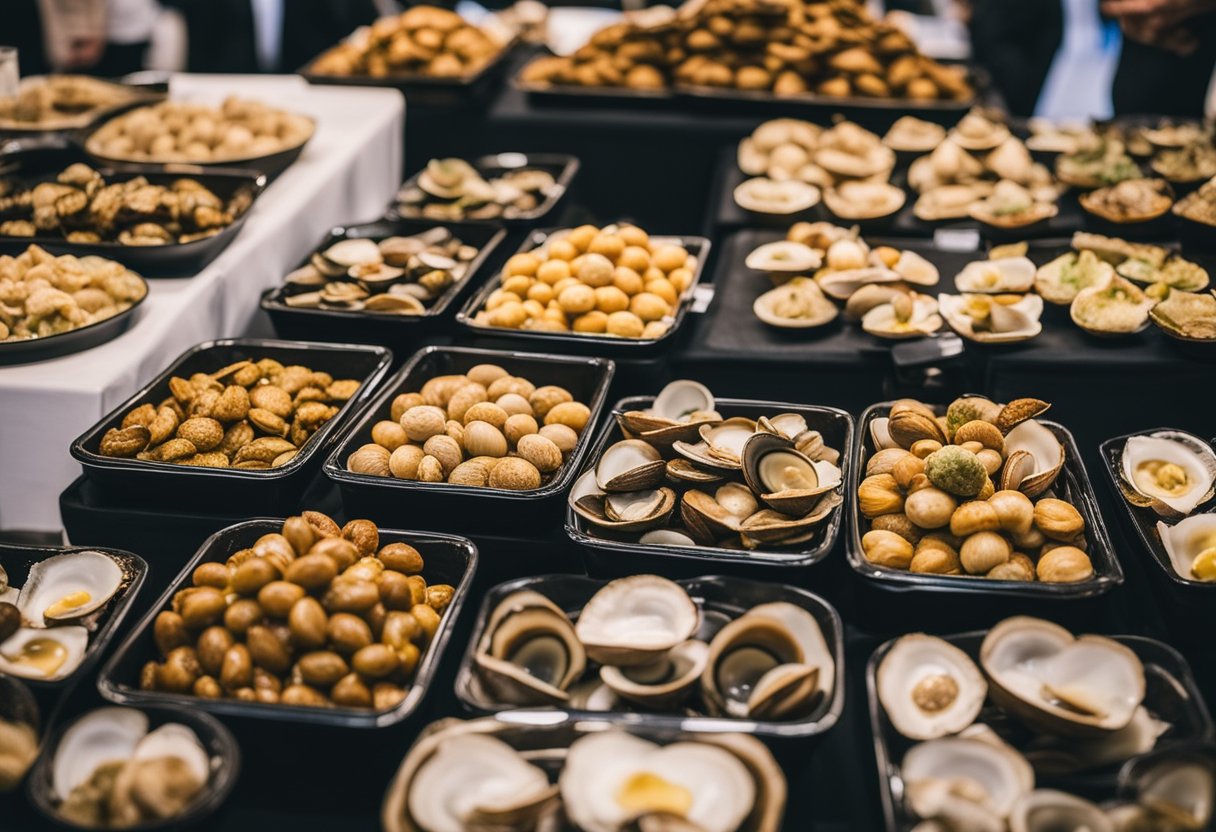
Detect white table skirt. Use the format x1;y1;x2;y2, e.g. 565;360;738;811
0;74;404;532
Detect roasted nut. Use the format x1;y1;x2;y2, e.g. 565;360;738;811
282;515;316;556
903;487;956;530
331;673;373;708
298;651;349;687
258;581;306;618
425;584;455;614
373;683;407;710
193;676;223;698
378;542;424;574
389;444;426;479
352;643;400;679
891;453;926;489
1036;546;1093;583
247;625;292;674
859;474;904;518
959;531;1012;575
327;612;374;654
989;490;1034;536
489;457;542;490
544;401;591;431
910;536;962;574
371;420;409;451
177;417;224;451
539;423;578;453
153;611;191;655
1033;498;1085;542
910;439;943;459
401;405;448;442
232;557;279;596
953;420;1005;453
281;684;329;707
347;443;391;476
223;599;263;635
949;501;1001;537
988;552;1036;581
158;646;201;693
862;529;914;569
516;434;563;473
323;579;380;613
924;446;988;498
99;425;150;457
530;385;573;417
197;626;235;676
285;553;338;590
391;393;425;422
422;434;463;475
192;562;231;589
871;513;924;544
288;596;328;650
309;537;359;572
179;587;226;629
867;448;913;477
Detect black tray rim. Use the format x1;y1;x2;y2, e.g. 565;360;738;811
0;276;148;364
0;77;166;135
454;228;712;354
451;571;848;738
258;218;509;325
566;394;854;568
323;344;617;502
68;337;394;485
96;517;480;728
0;542;148;691
846;401;1125;598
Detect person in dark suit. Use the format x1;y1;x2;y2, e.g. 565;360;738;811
962;0;1066;117
1104;0;1216;116
164;0;383;73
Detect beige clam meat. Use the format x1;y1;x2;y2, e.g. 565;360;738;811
753;278;838;328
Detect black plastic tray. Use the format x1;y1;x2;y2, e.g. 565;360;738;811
0;282;147;365
456;229;711;359
260;218;508;346
868;630;1214;831
25;704;241;831
98;518;478;728
391;152;579;226
568;395;853;574
0;543;147;691
324;345;614;530
69;338;393;514
847;401;1124;599
0;80;164;135
453;573;846;740
1098;429;1216;612
0;145;266;273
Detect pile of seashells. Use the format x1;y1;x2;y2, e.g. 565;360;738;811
99;357;360;469
875;616;1213;832
0;552;129;681
570;381;844;552
471;574;835;720
746;222;941;336
139;513;455;710
348;362;591;491
396;157;558;222
1116;430;1216;582
277;229;480;315
859;395;1097;583
0;245;147;343
47;708;215;828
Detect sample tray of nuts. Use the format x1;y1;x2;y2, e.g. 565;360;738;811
868;628;1214;831
259;218;508;346
456;229;711;360
98;517;478;728
70;338;393;513
324;345;614;529
453;573;846;740
847;400;1123;599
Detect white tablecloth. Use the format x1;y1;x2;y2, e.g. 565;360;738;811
0;74;404;532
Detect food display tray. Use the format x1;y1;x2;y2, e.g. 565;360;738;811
0;79;165;136
0;543;147;692
567;395;853;575
453;572;846;741
847;401;1123;599
98;518;478;729
324;345;614;531
868;630;1214;831
260;218;509;347
1098;430;1216;617
390;152;580;227
70;338;393;514
0;286;147;365
0;142;267;274
455;230;711;360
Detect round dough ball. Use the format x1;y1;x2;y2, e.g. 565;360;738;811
558;284;596;314
606;310;645;337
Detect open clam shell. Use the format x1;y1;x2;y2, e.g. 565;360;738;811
861;294;943;340
741;433;841;516
902;734;1033;829
817;267;902;301
594;440;666;492
938;293;1044;344
1120;431;1216;518
599;639;709;710
1002;420;1065;497
0;625;89;681
474;590;585;706
753;278;839;329
1157;513;1216;582
745;241;822;273
737;492;842;548
665;458;726;485
19;551;124;624
569;471;676;534
1070;273;1156;337
955;256;1037;294
734;178;821;215
876;634;987;741
698;418;759;467
574;575;700;667
680;484;760;544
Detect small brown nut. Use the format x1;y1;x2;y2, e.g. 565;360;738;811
376;570;415;610
1033;498;1085;542
284;553;339;590
462;421;508;458
488;457;542;490
891;453;927;490
903;487;956;530
466;364;509;388
323;579;380;613
344;556;384;583
347;443;391;476
417;455;445;482
121;403;157;429
234;437;297;464
258;581;306;618
153;611;191;656
212;385;252;423
378;542;424;574
188;389;221;419
495;393;533;417
371;420;409;451
463;402;509;429
158;646;201;694
196;626;235;676
401;405;448;442
309;537;359;572
410;603;441;645
870;513;923;545
100;425;150;457
976;449;1003;476
888;411;946;450
281;684;330;707
298;651;350;687
140;661;158;691
254;533;296;570
862;529;914;569
381;611;420;650
953;420;1005;453
444;420;465;446
543;401;590;431
989;490;1034;536
949;501;1001;537
340;519;379;557
351;643;400;679
193;676;223;699
176;417;224;451
288;596;328;650
420;375;467;407
192;562;231;589
247;624;292;674
156;438;197;462
253;667;281;693
223;599;263;635
445;383;488;422
218;421;255;456
910;536;962;574
959;441;983;455
910;439;943;459
327;612;373;655
988;552;1036;582
250;384;293;418
422;434;463;475
516;434;563;473
529;385;573;418
390;392;425;422
249;408;289;437
487;376;535;400
148;405;180;445
404;575;428;608
327;379;359;401
448;459;492;486
1036;546;1094;583
179;587;226;629
858;474;905;518
398;642;421;679
1012;525;1047;551
389;444;425;479
232;687;258;702
331;673;373;708
867;448;913;477
538;423;578;454
960;531;1012;574
373;682;407;710
426;584;455;615
303;511;342;538
282;515;316;556
232;557;279;596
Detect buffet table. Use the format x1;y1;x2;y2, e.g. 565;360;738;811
0;75;404;533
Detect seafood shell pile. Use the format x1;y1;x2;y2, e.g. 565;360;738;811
571;381;844;553
747;222;941;337
877;617;1212;831
520;0;972;101
0;245;146;343
0;551;127;681
139;513;454;710
472;575;835;721
278;229;480;315
349;363;591;491
47;708;214;828
859;396;1097;584
98;357;360;469
0;76;148;130
396;157;558;222
0;164;252;245
85;98;314;164
467;223;697;339
309;6;505;78
938;247;1042;344
1116;430;1216;582
386;719;786;832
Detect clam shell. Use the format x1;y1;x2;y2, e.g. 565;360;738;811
955;257;1037;294
861;295;943;340
1158;513;1216;582
52;707;148;798
594;439;666;492
699;418;758;465
1003;420;1065;497
1121;431;1216;518
324;238;382;268
574;575;699;667
0;625;89;680
19;550;124;623
475;590;585;706
665;458;725;484
599;639;709;710
938;293;1043;344
734;177;821;215
744;241;822;273
877;634;986;741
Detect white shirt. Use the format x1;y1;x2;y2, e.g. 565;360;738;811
106;0;160;43
249;0;285;71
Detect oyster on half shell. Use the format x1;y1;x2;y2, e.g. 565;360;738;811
1121;432;1216;518
955;256;1037;294
1070;274;1156;336
877;634;986;741
1158;513;1216;582
939;293;1043;344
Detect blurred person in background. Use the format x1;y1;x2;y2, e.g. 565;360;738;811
957;0;1066;116
1103;0;1216;114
